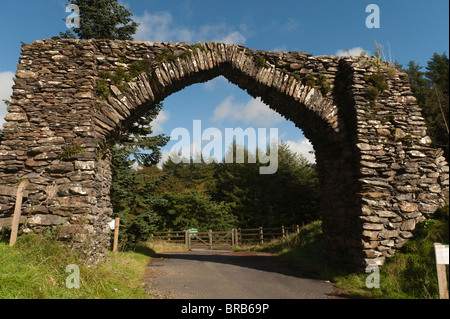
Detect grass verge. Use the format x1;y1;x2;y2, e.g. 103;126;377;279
236;205;449;299
144;240;190;254
0;232;153;299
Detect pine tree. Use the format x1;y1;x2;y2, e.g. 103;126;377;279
162;157;218;195
405;53;449;160
214;142;320;228
60;0;139;40
110;103;170;247
114;103;170;168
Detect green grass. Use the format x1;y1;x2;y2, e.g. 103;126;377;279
0;232;154;299
2;205;448;299
237;205;449;299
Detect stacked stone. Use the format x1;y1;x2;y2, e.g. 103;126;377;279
0;38;447;268
0;38;111;262
346;57;449;265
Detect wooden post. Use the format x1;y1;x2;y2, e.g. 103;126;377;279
434;243;449;299
185;230;191;250
9;180;29;247
113;217;120;254
188;231;191;250
237;228;241;246
209;229;213;250
436;263;448;299
259;227;264;246
231;229;235;248
296;225;300;234
282;225;285;238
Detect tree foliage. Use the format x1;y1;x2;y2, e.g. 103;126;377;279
60;0;139;40
154;190;237;232
404;53;449;160
213;142;320;228
156;142;321;230
109;104;170;248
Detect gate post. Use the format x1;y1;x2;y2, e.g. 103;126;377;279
231;229;235;248
209;229;213;250
259;227;264;246
185;230;191;250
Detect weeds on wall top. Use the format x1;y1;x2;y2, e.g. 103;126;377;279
95;44;211;102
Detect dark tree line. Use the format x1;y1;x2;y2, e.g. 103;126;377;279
402;53;449;161
111;139;321;247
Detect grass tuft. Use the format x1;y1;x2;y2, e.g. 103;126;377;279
0;232;152;299
236;205;449;299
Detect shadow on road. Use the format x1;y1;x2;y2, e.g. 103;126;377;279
152;249;320;281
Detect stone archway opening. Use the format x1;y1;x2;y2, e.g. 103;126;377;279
0;39;448;269
95;45;362;267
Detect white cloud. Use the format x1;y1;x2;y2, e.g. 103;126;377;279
285;138;316;163
134;11;247;44
0;71;15;128
202;76;228;91
215;30;246;45
151;110;169;134
335;47;367;57
158;141;204;168
271;45;288;52
212;96;284;127
283;18;300;32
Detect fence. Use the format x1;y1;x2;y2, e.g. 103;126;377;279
151;225;301;250
236;225;300;246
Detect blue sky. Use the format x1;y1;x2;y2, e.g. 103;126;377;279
0;0;449;164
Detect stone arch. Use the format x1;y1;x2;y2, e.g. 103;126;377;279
0;38;448;269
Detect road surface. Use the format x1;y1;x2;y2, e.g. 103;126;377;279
144;249;334;299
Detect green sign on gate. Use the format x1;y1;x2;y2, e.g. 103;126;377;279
188;228;198;238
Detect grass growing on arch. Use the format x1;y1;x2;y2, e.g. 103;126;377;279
0;231;153;299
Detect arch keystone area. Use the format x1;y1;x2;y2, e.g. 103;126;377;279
0;38;448;269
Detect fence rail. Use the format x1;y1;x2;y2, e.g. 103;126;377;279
151;225;301;250
153;230;187;244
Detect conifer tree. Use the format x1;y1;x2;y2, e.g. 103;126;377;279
110;104;170;247
405;53;449;160
60;0;139;40
214;142;320;228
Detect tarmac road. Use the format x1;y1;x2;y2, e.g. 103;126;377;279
144;249;334;299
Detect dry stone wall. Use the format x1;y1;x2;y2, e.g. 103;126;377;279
0;38;448;269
